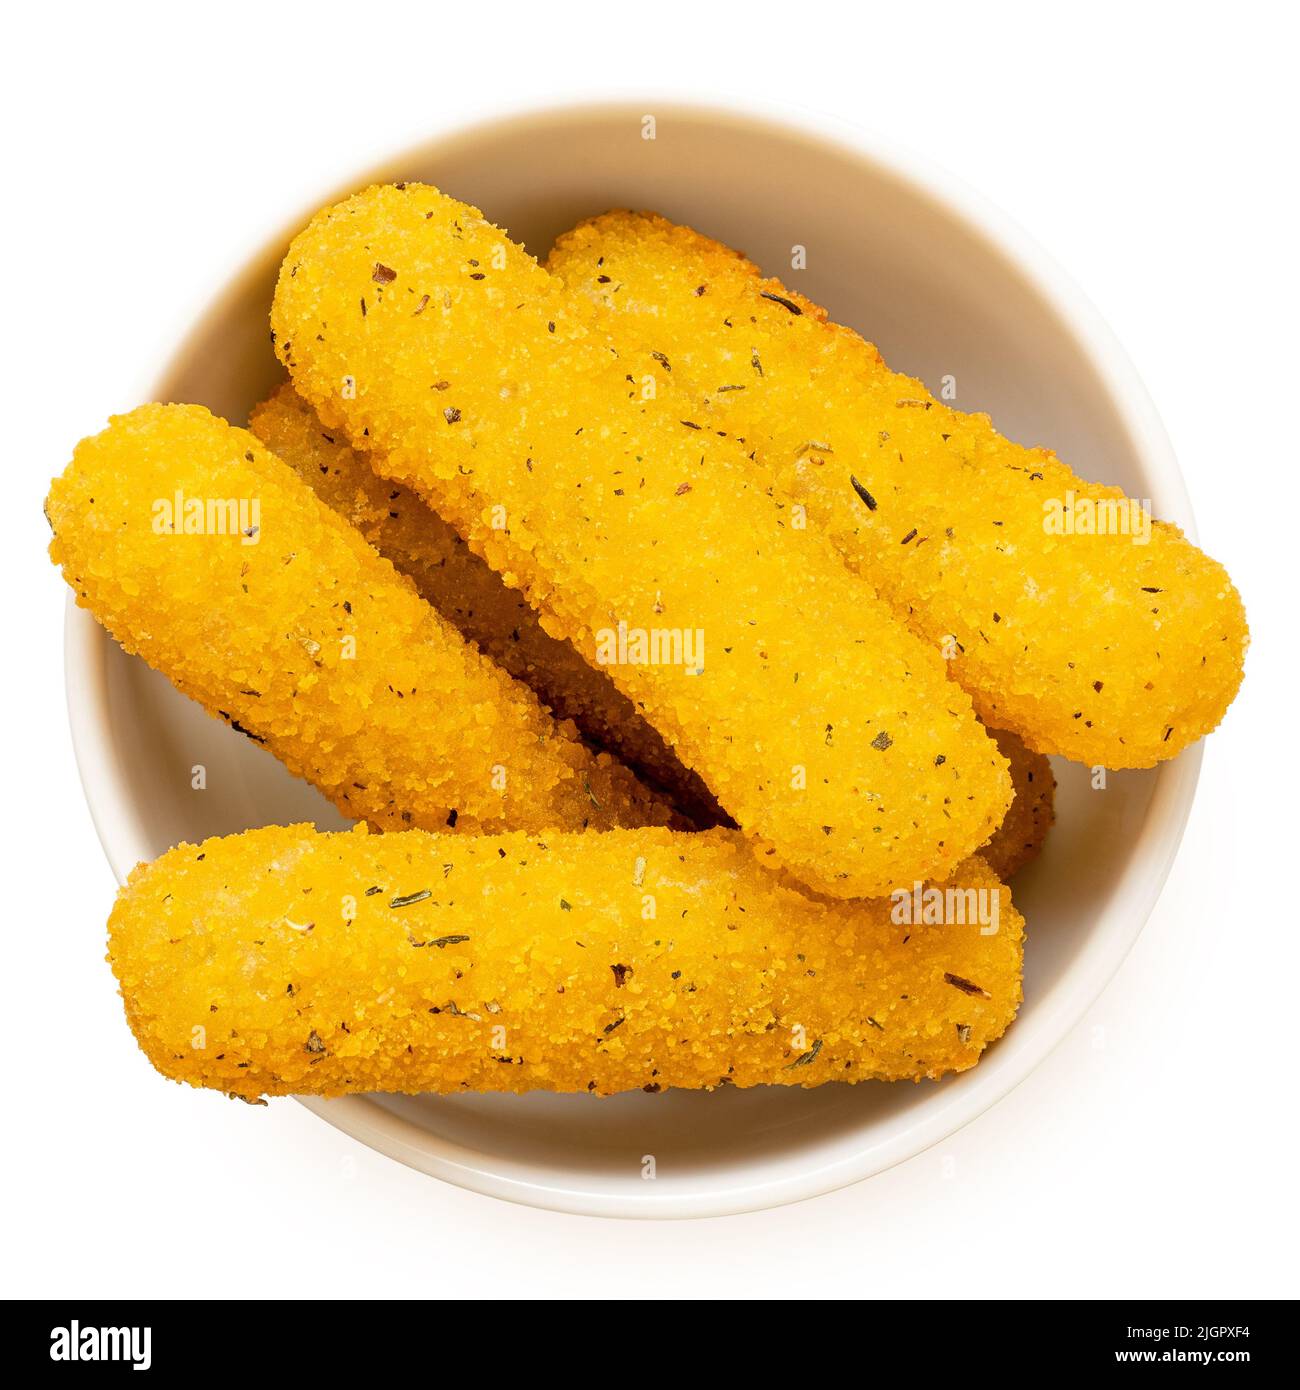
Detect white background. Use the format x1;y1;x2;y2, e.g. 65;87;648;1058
3;1;1296;1298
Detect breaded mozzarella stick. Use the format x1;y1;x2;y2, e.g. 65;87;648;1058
979;728;1055;880
271;183;1012;899
109;823;1024;1099
548;211;1248;768
46;403;673;835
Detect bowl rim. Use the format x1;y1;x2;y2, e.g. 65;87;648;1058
63;95;1203;1219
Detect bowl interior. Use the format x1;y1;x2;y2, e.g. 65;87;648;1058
68;103;1197;1216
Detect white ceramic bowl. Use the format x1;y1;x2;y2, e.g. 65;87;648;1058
64;100;1201;1218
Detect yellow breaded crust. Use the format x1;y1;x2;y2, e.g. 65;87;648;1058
46;403;673;836
979;728;1055;879
549;212;1249;768
108;823;1024;1098
250;385;724;825
271;183;1012;899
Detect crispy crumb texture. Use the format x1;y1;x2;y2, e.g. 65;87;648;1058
250;385;723;824
109;823;1024;1098
272;183;1012;899
46;403;673;835
549;211;1249;768
979;728;1056;879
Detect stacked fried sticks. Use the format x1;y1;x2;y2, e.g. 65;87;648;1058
47;184;1246;1100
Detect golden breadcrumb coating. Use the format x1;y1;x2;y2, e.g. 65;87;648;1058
549;212;1249;768
46;403;674;835
108;823;1024;1098
979;728;1055;879
271;183;1011;899
249;385;723;825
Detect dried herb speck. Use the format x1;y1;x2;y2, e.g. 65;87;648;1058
760;290;802;315
943;972;991;998
390;889;432;909
850;475;878;511
785;1038;823;1069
